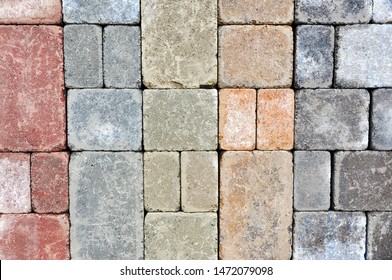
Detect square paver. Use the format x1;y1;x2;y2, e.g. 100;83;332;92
373;0;392;23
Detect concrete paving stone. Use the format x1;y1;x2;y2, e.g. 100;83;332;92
0;26;66;151
336;25;392;88
295;89;369;150
367;212;392;260
0;154;30;213
219;89;256;151
257;89;294;150
68;89;142;151
219;26;293;88
334;152;392;211
143;90;217;151
104;26;141;88
141;0;217;88
145;212;218;260
373;0;392;23
0;214;70;260
220;151;293;259
181;151;218;212
144;152;180;212
70;152;143;260
63;0;139;24
293;212;366;260
295;0;372;24
64;25;102;88
371;89;392;150
294;151;330;211
295;25;334;89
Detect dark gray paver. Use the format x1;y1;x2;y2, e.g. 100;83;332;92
367;212;392;260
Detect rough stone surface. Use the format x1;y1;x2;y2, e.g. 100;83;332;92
334;152;392;211
367;212;392;260
144;152;180;212
68;89;142;151
219;89;256;150
145;213;218;260
143;90;217;151
0;26;66;151
257;89;294;150
293;212;366;260
63;0;139;24
104;26;141;88
294;151;330;211
295;0;372;24
64;25;102;88
371;89;392;150
336;25;392;88
295;89;369;150
220;151;293;260
181;152;218;212
31;153;69;213
0;154;30;213
219;26;293;88
295;25;334;89
142;0;217;88
373;0;392;23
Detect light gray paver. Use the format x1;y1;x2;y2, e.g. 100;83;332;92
367;212;392;260
371;89;392;150
373;0;392;23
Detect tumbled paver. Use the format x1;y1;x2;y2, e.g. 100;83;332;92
334;152;392;211
257;89;294;150
144;152;180;212
0;214;70;260
70;152;143;259
68;89;142;151
293;212;366;260
367;212;392;260
294;151;330;211
373;0;392;23
220;151;293;259
371;89;392;150
295;89;369;150
142;0;217;88
0;26;66;151
31;153;69;213
143;90;217;151
0;154;30;213
181;152;218;212
219;89;256;150
219;26;293;88
336;25;392;88
145;213;217;260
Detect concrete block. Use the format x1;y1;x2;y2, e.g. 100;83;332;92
371;89;392;150
367;212;392;260
373;0;392;23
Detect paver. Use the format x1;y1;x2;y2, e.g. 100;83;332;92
145;213;218;260
336;25;392;88
181;152;218;212
373;0;392;23
143;90;218;151
220;151;293;259
367;212;392;260
67;89;142;151
371;89;392;150
144;152;180;212
293;212;366;260
295;89;369;150
141;0;217;88
219;26;293;88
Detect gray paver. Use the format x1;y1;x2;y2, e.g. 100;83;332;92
367;212;392;260
371;89;392;150
373;0;392;23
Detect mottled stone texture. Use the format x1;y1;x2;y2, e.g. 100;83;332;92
70;152;143;259
219;89;256;150
371;89;392;150
68;89;142;151
0;214;70;260
334;152;392;211
0;26;66;151
367;212;392;260
142;0;217;88
336;25;392;88
373;0;392;23
145;213;218;260
293;212;366;260
219;26;293;88
295;89;369;150
295;25;334;89
220;151;293;260
144;152;180;212
143;90;218;151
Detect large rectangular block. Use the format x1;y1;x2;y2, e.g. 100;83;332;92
371;89;392;150
367;212;392;260
373;0;392;23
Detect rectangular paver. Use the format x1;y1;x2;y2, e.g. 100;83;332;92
367;212;392;260
371;89;392;150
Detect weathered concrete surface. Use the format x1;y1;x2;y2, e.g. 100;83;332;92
220;151;293;259
367;212;392;260
295;89;369;150
145;212;218;260
371;89;392;150
373;0;392;23
142;0;217;88
70;152;143;259
293;212;366;260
